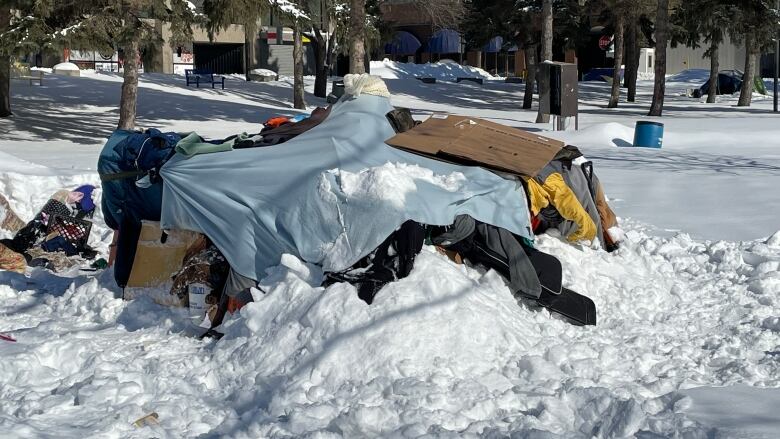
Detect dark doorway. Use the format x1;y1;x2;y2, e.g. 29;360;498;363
194;43;244;74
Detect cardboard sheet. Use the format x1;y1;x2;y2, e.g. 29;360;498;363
385;115;564;177
126;221;201;307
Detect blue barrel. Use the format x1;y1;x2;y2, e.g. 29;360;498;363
633;121;664;148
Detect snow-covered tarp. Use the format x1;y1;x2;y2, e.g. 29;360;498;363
160;94;533;280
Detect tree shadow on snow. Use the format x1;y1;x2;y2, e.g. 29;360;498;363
3;73;327;145
589;149;780;175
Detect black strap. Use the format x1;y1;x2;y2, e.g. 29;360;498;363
99;170;146;182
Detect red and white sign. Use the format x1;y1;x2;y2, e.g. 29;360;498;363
599;35;613;50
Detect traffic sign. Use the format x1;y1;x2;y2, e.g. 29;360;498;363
599;35;612;50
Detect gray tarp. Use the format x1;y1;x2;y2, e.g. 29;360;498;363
160;94;533;281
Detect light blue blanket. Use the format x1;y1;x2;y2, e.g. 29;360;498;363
160;94;533;280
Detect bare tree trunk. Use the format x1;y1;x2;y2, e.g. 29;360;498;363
0;56;10;118
738;35;755;107
536;0;553;123
624;20;640;102
648;0;668;116
540;0;553;62
312;29;328;98
523;45;537;109
349;0;366;74
609;15;625;108
244;22;256;81
293;24;306;110
707;41;719;103
0;8;11;118
118;38;140;130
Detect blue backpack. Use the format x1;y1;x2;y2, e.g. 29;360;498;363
114;128;181;175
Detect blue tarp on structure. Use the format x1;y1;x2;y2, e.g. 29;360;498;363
483;36;504;53
428;29;462;54
384;31;422;55
160;94;534;281
583;68;624;82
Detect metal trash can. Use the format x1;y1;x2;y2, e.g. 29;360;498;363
332;80;345;98
633;121;664;148
327;80;346;104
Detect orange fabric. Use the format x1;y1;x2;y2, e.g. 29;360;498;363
595;182;619;247
264;117;291;128
595;183;618;231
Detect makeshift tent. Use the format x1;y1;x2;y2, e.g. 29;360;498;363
428;29;462;54
483;36;504;53
384;31;421;55
696;70;744;96
160;94;535;283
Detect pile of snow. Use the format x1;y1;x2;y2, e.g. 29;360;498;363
329;163;466;209
53;62;81;77
52;62;80;72
250;68;277;77
371;59;497;82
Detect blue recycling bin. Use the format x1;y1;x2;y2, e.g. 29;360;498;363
633;121;664;148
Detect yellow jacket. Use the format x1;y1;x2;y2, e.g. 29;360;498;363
527;173;597;242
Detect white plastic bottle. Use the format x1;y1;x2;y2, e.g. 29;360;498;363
188;282;210;320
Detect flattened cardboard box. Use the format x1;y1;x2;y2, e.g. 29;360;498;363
386;115;564;178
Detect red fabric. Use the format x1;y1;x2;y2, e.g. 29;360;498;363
531;215;541;233
227;297;247;314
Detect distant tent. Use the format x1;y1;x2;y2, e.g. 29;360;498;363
384;31;422;55
428;29;462;54
483;36;504;53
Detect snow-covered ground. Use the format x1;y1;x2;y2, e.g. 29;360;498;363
1;63;779;438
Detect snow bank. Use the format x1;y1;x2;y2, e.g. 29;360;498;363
673;385;780;438
3;223;778;437
3;61;780;438
370;59;497;82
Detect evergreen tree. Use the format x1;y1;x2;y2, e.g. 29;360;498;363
730;0;780;107
2;1;196;127
202;0;268;82
672;0;731;103
593;0;654;107
0;0;62;117
462;0;538;108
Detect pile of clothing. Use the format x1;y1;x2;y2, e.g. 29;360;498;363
0;186;97;273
